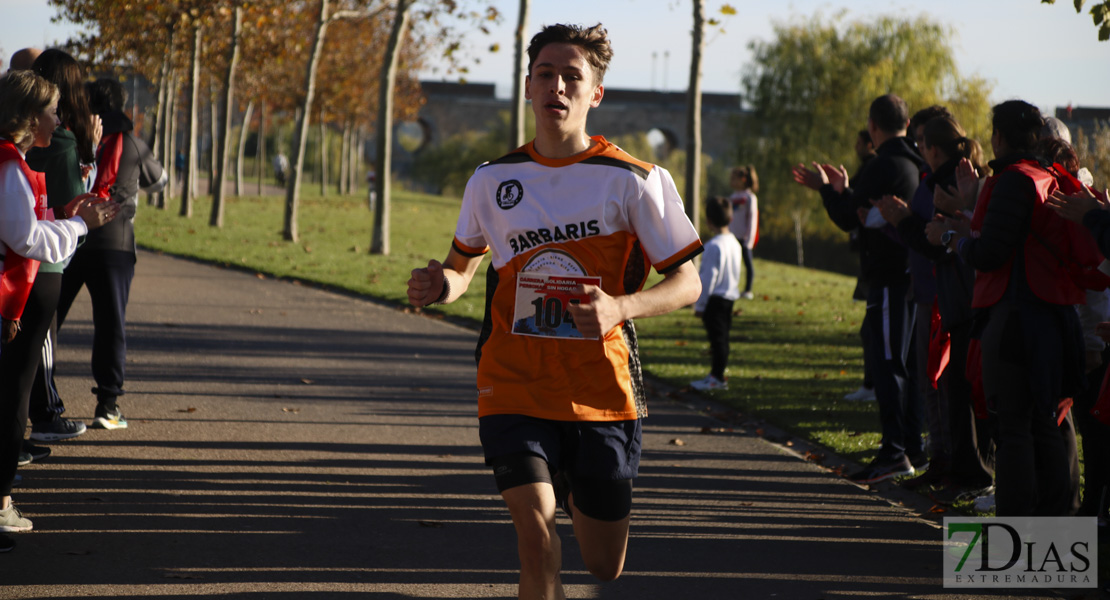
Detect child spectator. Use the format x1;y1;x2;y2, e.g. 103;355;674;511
691;196;743;391
727;165;758;299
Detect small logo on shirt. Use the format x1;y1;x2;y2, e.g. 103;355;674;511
497;180;524;210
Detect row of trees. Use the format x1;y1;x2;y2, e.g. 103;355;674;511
736;4;1106;270
734;13;994;269
50;0;498;251
49;0;746;254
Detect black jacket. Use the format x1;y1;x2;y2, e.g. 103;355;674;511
821;135;926;286
895;158;975;328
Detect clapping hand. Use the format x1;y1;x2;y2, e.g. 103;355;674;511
65;193;120;229
820;164;849;193
792;162;829;191
1046;187;1109;224
871;194;911;226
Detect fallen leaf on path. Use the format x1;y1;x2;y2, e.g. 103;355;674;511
669;438;685;446
282;407;300;413
300;378;314;385
929;504;948;514
803;451;826;464
177;407;197;413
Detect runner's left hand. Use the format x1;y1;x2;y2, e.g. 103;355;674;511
566;284;622;340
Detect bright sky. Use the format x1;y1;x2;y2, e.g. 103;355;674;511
3;0;1107;115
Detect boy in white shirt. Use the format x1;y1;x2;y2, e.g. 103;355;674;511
692;196;743;391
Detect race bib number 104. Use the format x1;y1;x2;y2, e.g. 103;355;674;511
512;273;601;340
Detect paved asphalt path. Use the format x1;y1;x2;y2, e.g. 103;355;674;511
0;250;1093;599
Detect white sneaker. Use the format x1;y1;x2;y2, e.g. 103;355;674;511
0;503;33;533
690;375;728;391
740;291;755;300
843;386;876;402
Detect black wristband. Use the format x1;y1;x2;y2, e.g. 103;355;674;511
433;276;451;305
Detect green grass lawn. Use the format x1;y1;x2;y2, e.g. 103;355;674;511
136;189;892;468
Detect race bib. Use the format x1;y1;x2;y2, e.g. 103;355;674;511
512;273;601;340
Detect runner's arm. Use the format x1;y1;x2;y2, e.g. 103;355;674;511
407;247;485;307
568;260;701;339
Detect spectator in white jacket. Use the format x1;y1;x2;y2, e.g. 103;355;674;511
0;69;117;544
691;196;743;391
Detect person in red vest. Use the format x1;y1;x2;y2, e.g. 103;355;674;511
932;100;1092;516
0;70;118;544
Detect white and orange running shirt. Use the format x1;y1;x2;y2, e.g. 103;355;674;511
453;136;702;422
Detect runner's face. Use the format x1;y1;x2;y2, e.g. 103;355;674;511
525;43;603;137
33;99;60;149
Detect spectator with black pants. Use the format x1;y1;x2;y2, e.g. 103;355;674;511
940;100;1087;516
690;196;742;392
30;77;165;432
794;94;927;483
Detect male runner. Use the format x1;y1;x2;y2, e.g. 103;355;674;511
407;23;702;599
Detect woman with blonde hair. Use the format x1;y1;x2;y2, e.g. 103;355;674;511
0;69;117;544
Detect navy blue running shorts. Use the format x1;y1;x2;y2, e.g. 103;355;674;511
479;414;642;481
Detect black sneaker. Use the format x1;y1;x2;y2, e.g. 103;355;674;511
16;452;32;467
91;405;127;430
30;417;87;441
848;455;914;484
21;442;50;462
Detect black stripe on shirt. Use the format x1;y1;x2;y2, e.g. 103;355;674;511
581;155;650;180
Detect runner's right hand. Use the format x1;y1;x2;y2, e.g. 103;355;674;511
408;259;445;307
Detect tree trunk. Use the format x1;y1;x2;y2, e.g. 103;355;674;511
509;0;530;151
371;0;414;255
150;32;173;206
162;70;178;209
338;120;350;195
284;0;332;242
791;209;809;267
683;0;705;230
236;100;253;196
180;25;202;217
319;109;327;197
256;101;265;196
350;127;361;195
208;79;219;196
212;4;243;227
